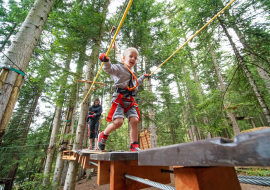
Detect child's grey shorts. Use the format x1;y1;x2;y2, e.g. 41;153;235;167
111;97;139;121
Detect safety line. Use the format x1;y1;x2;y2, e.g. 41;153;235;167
149;0;236;77
77;0;133;112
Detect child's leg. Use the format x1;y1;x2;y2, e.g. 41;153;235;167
129;117;139;142
104;118;124;135
89;138;93;146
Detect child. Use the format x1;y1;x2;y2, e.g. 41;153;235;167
87;98;102;150
98;47;150;151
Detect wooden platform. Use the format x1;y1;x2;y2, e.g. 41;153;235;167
138;128;270;167
62;129;270;190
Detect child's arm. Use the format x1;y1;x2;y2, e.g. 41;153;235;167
99;53;120;76
137;74;150;86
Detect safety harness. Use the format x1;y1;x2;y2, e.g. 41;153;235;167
106;74;140;122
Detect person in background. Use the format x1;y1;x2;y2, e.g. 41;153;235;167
87;98;102;150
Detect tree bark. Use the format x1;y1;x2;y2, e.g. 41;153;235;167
42;106;62;186
63;1;110;189
52;107;74;190
60;160;69;186
182;67;199;141
43;52;72;186
0;0;56;131
189;55;211;139
209;44;241;135
145;57;157;148
218;17;270;126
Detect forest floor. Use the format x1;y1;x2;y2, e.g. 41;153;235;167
72;174;270;190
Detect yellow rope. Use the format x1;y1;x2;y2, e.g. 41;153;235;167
77;0;133;112
149;0;236;77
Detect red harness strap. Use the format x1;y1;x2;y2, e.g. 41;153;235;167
106;93;140;122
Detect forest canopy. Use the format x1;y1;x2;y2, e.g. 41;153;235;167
0;0;270;189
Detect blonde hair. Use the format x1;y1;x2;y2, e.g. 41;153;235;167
124;47;139;57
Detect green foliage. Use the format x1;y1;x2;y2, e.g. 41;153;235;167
2;0;270;188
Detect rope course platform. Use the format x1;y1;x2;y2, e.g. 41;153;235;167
62;129;270;190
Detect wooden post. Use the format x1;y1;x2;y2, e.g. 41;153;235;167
0;69;9;91
174;167;241;190
110;161;170;190
0;74;24;130
97;161;110;185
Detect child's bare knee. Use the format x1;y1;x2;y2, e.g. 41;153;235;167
130;117;139;124
113;118;123;128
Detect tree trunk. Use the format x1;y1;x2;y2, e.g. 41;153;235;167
182;67;200;140
209;44;241;135
146;78;157;148
43;52;72;186
42;106;62;186
0;0;56;132
60;160;69;186
21;88;42;140
64;2;110;189
218;17;270;126
4;155;19;190
145;57;157;148
189;56;211;139
52;107;74;190
175;77;192;140
223;9;270;95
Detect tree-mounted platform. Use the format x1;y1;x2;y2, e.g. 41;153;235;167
62;128;270;189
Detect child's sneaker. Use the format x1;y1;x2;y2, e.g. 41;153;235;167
87;145;92;150
130;142;140;152
97;131;108;150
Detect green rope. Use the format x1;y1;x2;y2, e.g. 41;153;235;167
0;65;25;76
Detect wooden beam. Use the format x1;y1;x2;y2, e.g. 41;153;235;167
110;160;170;190
90;152;138;161
138;128;270;166
174;167;241;190
97;161;110;185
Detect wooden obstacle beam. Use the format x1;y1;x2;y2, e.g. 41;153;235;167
62;150;77;160
138;128;270;167
62;149;106;170
135;128;270;190
62;129;270;189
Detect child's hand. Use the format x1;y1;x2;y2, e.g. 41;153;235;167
99;53;110;62
144;74;151;79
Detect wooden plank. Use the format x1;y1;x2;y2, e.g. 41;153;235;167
97;161;110;185
81;157;98;169
78;149;107;156
90;152;138;161
174;167;241;190
138;128;270;166
110;160;171;190
78;155;83;164
62;156;76;160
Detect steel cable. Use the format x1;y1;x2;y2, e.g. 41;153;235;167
125;174;176;190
